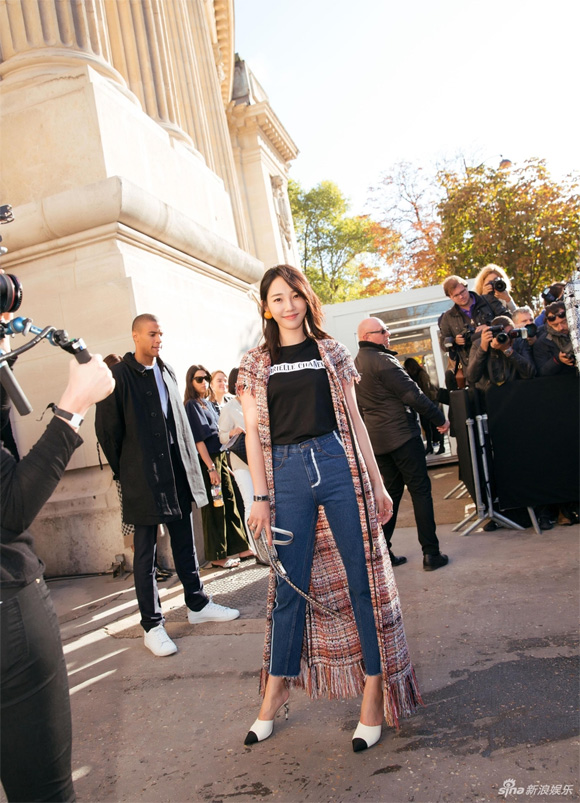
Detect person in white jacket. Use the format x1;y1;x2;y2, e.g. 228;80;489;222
218;368;263;561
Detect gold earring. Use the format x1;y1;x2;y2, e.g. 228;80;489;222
264;310;273;320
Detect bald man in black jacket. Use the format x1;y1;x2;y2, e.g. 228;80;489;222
355;318;450;571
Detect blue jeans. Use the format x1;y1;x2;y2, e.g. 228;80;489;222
270;431;381;677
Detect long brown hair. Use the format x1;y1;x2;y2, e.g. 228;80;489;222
260;265;330;360
184;364;211;404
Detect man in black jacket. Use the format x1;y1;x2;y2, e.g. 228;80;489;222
355;318;450;571
95;314;239;658
438;275;510;375
466;316;536;390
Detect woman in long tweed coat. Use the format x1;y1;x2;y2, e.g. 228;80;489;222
239;265;421;752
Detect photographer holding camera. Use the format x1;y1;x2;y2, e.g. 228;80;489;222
532;301;576;376
1;265;115;801
438;275;511;377
465;315;536;391
535;282;566;327
474;264;517;312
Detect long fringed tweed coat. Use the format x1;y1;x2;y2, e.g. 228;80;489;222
238;338;422;727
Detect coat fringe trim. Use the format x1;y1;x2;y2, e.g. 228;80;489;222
259;662;422;730
241;339;423;730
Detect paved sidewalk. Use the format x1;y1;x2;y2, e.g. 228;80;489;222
10;468;580;803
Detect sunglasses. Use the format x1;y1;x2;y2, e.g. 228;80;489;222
368;328;388;335
193;375;210;383
546;310;566;322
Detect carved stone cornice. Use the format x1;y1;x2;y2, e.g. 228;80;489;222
212;0;234;105
3;176;264;285
229;100;299;165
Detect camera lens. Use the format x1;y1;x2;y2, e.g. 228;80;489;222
0;273;23;313
492;278;507;293
496;331;509;344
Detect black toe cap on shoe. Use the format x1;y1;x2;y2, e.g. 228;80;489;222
244;731;258;746
352;738;368;753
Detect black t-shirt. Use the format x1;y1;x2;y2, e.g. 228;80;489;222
268;338;337;444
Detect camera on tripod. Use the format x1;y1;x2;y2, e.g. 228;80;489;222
488;323;538;345
488;278;507;293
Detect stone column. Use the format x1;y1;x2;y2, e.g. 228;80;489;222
186;0;250;250
161;0;215;167
0;0;125;86
102;0;194;148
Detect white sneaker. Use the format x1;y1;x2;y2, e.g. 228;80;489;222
143;624;177;656
187;597;240;624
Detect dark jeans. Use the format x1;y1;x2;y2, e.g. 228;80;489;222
1;578;75;802
376;435;440;556
270;431;381;677
133;443;208;631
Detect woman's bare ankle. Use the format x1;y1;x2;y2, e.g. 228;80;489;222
259;677;289;721
360;675;383;727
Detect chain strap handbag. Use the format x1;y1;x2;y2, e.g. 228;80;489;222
259;527;343;619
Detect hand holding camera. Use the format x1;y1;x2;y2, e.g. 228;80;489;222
56;356;115;430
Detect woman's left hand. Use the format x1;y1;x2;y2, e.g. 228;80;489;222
495;289;513;305
373;481;394;525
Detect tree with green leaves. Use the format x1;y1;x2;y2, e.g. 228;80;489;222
436;158;580;305
288;179;399;304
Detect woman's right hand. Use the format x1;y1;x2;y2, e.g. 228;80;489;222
229;426;245;438
208;467;221;486
247;500;272;545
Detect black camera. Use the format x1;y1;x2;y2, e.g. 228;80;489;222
488;323;538;345
541;287;561;304
0;273;23;314
489;277;507;293
0;204;22;314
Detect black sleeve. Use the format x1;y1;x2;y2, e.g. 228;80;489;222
95;376;125;477
488;294;511;319
379;362;445;425
508;348;536;380
466;345;488;385
532;336;563;376
438;310;454;344
1;417;82;541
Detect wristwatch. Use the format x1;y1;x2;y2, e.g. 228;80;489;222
51;404;84;428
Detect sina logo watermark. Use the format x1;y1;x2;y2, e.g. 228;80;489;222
499;780;524;797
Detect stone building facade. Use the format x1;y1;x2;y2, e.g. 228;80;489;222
0;0;299;573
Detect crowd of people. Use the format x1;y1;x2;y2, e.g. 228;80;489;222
436;264;578;530
1;260;577;801
439;264;575;386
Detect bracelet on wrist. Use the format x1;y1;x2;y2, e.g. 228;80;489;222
253;494;270;502
49;404;84;428
208;465;216;472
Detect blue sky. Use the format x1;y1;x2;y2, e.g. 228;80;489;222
235;0;579;212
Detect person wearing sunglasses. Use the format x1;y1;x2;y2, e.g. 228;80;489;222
184;365;252;568
532;301;576;376
355;318;450;571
